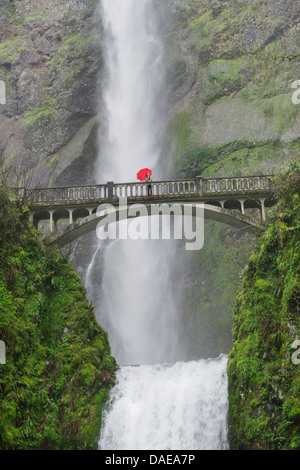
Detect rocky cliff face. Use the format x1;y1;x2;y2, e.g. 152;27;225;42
162;0;300;177
0;0;102;187
1;0;299;188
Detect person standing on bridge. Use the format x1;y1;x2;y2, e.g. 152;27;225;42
146;172;152;196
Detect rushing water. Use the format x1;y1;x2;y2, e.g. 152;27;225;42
96;0;166;183
99;356;229;451
82;0;229;450
89;0;186;367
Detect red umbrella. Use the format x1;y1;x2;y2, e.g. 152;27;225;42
137;168;152;181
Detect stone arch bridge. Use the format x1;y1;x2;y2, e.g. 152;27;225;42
22;175;276;247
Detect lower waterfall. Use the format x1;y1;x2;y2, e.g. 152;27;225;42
98;356;229;450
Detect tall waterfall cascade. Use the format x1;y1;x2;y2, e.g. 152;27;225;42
82;0;229;450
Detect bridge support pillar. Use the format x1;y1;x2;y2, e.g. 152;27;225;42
69;209;74;225
49;210;54;233
259;198;266;222
238;199;246;215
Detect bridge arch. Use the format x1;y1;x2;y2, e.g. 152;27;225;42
73;207;91;222
45;202;266;248
204;200;222;208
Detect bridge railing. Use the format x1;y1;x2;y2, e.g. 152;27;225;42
203;175;273;194
24;184;108;205
113;179;197;198
22;175;274;206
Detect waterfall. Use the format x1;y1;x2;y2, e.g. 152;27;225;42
82;0;229;450
96;0;166;183
99;356;229;451
90;0;185;366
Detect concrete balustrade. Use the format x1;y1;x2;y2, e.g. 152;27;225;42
203;175;272;194
23;175;273;206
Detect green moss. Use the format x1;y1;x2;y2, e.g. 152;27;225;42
45;154;60;168
0;187;117;450
24;107;58;128
0;37;26;64
51;31;99;71
25;8;46;21
207;56;254;88
269;94;299;134
174;138;279;179
202;140;300;178
167;110;192;158
227;166;300;450
23;95;59;128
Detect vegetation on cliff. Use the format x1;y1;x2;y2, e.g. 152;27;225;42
164;0;300;178
161;0;299;362
0;186;117;450
0;0;100;188
227;165;300;450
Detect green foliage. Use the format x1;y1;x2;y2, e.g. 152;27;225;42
0;187;117;449
271;162;300;204
202;140;300;178
24;105;58;129
178;145;218;178
24;7;46;21
0;36;26;64
227;166;300;450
